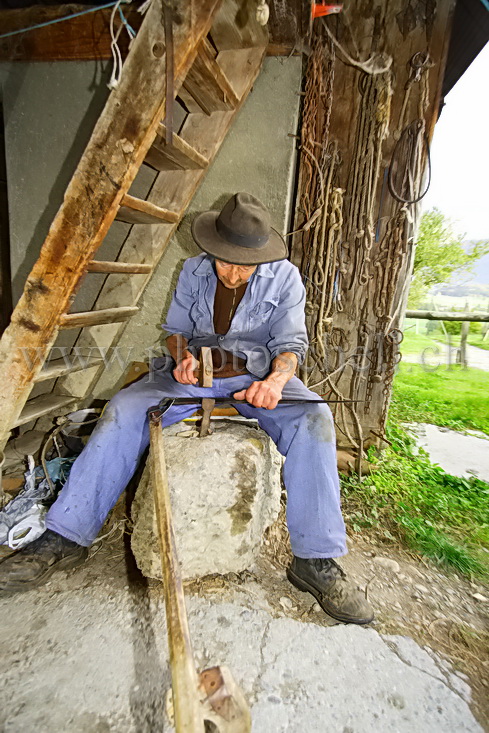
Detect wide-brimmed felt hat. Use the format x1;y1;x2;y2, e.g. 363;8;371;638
191;192;287;265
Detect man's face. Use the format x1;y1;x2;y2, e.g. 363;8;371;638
215;259;257;289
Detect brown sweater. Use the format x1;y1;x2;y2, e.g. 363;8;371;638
212;279;248;377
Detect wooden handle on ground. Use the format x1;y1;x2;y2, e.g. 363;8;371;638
149;416;205;733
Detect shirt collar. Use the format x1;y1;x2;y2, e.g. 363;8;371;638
192;254;275;278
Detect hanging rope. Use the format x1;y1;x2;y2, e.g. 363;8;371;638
107;0;135;90
343;71;392;293
388;52;433;204
321;19;392;75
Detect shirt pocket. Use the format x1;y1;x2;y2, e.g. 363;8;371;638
248;298;279;330
190;301;208;334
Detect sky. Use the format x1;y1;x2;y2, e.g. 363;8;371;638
421;41;489;242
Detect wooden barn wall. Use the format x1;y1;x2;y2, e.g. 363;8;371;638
291;1;455;452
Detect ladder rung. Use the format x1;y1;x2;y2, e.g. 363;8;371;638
35;356;104;382
87;260;153;274
145;124;209;171
59;307;139;329
182;39;239;116
116;194;179;225
14;394;77;427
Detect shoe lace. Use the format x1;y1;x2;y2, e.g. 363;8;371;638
314;557;346;580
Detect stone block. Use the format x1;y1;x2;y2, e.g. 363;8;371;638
131;421;283;580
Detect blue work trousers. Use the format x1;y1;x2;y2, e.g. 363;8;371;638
46;372;347;559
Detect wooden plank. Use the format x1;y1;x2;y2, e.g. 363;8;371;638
60;307;139;329
145;124;209;171
0;6;143;62
148;416;205;732
87;261;152;274
14;394;77;427
0;0;223;450
177;86;206;113
35;355;104;382
405;310;489;323
266;43;302;56
117;194;180;225
182;39;239;115
216;46;263;99
60;45;267;400
210;0;269;50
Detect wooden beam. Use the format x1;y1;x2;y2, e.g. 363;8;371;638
182;39;239;115
266;43;301;56
117;194;180;225
14;394;77;427
59;307;139;329
145;124;209;171
405;310;489;322
0;6;143;62
87;260;152;274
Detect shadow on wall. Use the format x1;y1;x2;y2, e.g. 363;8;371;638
1;60;112;304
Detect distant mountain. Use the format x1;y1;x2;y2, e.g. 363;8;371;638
470;251;489;285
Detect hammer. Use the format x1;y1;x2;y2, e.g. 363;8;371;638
198;346;215;437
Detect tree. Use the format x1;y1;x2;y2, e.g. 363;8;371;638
407;208;489;307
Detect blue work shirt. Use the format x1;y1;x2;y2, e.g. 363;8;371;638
163;254;308;378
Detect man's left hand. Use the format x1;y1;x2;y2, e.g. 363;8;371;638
233;381;283;410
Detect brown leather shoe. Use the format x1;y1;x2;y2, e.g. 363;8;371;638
0;529;88;595
287;556;374;625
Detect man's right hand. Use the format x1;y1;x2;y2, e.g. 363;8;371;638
173;352;199;384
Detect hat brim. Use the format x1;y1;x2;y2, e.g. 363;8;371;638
191;210;287;265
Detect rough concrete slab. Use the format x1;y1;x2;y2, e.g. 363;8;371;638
0;583;482;733
407;422;489;482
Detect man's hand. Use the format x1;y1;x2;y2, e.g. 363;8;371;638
173;352;199;385
234;380;283;410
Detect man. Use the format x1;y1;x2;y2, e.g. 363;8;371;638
0;193;373;625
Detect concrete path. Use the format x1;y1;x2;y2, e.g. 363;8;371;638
0;581;482;732
403;342;489;372
407;423;489;482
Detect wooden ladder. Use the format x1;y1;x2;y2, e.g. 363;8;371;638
0;0;268;450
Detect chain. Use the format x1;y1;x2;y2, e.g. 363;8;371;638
380;328;403;431
344;72;392;298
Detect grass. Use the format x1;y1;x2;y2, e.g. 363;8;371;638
342;424;489;578
399;330;440;357
468;336;489;351
402;325;489;354
391;363;489;434
341;361;489;578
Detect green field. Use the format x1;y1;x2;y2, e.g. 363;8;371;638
342;360;489;578
392;363;489;434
